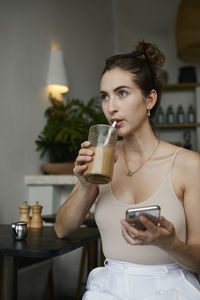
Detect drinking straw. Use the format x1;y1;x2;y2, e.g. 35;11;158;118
112;121;117;127
103;121;117;146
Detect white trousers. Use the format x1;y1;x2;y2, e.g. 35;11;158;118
83;259;200;300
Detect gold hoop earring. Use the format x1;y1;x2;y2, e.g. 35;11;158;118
147;109;151;117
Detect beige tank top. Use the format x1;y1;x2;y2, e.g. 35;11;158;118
95;148;186;265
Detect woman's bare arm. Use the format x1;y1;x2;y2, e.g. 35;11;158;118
121;150;200;273
54;181;98;238
157;150;200;272
54;141;98;238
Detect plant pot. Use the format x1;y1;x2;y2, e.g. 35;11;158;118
41;162;74;175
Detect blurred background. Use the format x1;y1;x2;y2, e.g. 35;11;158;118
0;0;200;299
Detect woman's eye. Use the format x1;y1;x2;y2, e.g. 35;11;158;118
119;90;127;97
100;94;109;101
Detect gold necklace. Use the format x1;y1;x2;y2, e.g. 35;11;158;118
123;139;160;177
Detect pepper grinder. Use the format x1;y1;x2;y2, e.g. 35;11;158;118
19;201;31;227
30;201;43;228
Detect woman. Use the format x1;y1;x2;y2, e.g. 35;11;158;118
55;41;200;299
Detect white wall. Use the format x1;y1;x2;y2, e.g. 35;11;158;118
0;1;114;298
2;0;198;224
1;0;200;298
112;0;200;150
112;0;183;83
0;0;114;224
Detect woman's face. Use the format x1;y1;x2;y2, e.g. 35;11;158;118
100;68;149;137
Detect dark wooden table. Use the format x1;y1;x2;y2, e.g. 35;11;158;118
0;224;100;300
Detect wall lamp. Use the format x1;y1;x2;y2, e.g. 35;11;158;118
46;49;69;101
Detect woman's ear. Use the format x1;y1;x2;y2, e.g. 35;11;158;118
146;89;157;111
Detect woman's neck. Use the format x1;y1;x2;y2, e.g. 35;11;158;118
122;127;158;161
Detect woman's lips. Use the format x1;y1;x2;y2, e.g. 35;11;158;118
112;119;123;128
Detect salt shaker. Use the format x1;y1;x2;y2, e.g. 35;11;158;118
19;201;31;227
30;201;43;228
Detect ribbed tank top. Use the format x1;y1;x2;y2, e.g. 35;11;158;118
95;148;186;265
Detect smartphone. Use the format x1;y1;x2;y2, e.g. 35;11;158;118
125;205;161;231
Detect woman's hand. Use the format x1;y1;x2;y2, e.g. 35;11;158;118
120;215;177;250
73;140;118;187
73;141;95;185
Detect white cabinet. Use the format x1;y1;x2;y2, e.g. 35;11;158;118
24;175;77;216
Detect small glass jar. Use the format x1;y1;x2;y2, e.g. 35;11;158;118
176;105;185;123
156;106;165;124
166;106;175;124
187;105;196;123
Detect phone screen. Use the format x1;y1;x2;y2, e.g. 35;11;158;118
126;205;160;231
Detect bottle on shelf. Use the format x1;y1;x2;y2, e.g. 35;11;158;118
187;105;196;123
156;106;165;124
183;130;192;149
176;105;185;124
166;105;175;124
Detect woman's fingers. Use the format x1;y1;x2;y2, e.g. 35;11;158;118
76;155;92;165
138;216;157;233
75;141;93;166
120;218;162;245
81;141;91;148
73;141;94;180
78;142;93;161
120;220;145;245
73;164;87;174
120;216;177;249
159;216;175;235
79;148;93;156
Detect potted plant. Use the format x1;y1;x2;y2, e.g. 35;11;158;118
35;95;107;174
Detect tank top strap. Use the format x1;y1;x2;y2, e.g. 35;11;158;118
169;147;183;176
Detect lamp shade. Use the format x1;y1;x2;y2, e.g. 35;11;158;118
46;49;69;94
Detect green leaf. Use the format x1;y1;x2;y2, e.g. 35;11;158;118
35;95;108;162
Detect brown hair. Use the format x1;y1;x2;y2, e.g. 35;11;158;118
102;41;165;118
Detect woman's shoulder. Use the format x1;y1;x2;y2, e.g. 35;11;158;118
177;146;200;165
162;141;200;174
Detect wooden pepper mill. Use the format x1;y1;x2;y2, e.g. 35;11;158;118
19;201;31;227
30;201;43;229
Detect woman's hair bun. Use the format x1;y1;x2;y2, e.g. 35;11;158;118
135;40;165;68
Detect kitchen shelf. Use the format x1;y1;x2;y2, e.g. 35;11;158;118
159;82;200;151
163;82;200;91
155;123;200;129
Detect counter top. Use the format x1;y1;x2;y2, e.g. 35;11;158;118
0;224;99;258
24;175;77;186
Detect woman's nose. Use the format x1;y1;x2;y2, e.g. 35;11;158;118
108;97;118;114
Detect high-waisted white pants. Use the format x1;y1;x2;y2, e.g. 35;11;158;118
83;259;200;300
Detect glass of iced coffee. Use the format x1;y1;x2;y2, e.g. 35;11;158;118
84;124;117;184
